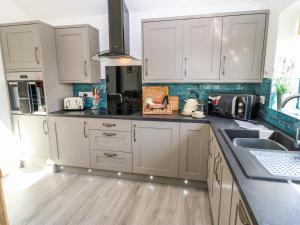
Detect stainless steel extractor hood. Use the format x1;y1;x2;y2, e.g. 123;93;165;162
92;0;136;60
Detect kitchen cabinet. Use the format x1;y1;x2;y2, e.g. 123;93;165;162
55;25;100;83
132;121;180;178
230;183;253;225
13;115;51;162
182;17;222;81
49;117;90;168
142;11;267;83
179;123;209;180
143;20;183;82
220;14;266;82
0;24;42;71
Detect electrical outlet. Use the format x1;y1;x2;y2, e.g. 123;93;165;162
78;92;93;97
260;96;265;105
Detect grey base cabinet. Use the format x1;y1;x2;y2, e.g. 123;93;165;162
132;121;180;178
179;123;209;181
12;115;50;162
49;117;90;168
230;183;253;225
208;128;252;225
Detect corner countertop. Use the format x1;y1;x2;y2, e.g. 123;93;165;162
49;109;300;225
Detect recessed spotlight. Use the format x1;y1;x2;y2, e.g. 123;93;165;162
118;172;122;176
88;169;92;173
149;175;154;180
60;166;64;170
184;180;188;184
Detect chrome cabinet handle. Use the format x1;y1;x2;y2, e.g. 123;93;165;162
83;121;88;138
103;132;116;137
184;57;187;75
222;56;226;76
35;47;40;64
238;200;250;225
42;120;48;135
54;123;60;159
145;58;148;76
133;125;136;142
84;60;88;77
17;121;21;139
102;123;116;127
104;153;117;157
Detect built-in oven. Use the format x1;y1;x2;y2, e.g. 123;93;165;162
7;72;46;114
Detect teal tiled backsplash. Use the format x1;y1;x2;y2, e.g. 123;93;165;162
73;78;299;137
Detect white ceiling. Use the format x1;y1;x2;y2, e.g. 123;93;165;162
7;0;267;19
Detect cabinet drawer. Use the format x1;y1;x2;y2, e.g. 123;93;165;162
91;150;132;172
88;119;131;131
89;130;132;152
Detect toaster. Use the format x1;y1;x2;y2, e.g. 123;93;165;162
64;97;85;110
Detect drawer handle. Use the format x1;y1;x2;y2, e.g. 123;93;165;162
238;200;250;225
133;124;136;142
104;153;117;157
102;123;116;127
103;132;116;137
42;120;48;135
83;121;88;138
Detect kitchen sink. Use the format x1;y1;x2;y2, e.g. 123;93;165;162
233;138;287;151
221;128;300;182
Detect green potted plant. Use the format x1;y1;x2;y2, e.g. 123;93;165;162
274;76;290;110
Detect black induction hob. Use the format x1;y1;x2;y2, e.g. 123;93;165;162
89;108;141;116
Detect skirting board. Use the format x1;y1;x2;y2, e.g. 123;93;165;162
55;165;208;189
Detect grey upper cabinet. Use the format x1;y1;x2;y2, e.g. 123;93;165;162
179;123;209;181
142;11;267;83
143;20;183;83
132;121;180;178
220;14;266;82
55;26;100;83
182;17;222;81
49;116;90;168
13;115;50;162
0;24;42;71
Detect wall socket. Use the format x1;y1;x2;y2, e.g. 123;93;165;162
78;92;93;97
259;96;265;105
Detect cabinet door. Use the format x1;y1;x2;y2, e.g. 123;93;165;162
207;128;215;202
0;24;42;70
14;115;50;160
143;20;183;82
179;123;209;180
55;27;90;83
49;117;90;168
221;14;266;81
211;143;223;225
182;18;222;81
230;183;253;225
219;158;233;225
132;121;180;178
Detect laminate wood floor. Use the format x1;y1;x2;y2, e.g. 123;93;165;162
3;168;213;225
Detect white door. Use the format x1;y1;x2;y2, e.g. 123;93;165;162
221;14;266;81
55;27;90;83
182;17;222;81
1;24;42;70
179;123;209;180
132;121;180;178
143;20;183;82
49;117;90;168
14;115;50;161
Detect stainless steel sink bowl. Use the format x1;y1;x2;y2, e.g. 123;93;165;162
233;138;287;151
223;129;298;151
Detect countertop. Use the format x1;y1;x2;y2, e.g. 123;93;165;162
49;109;300;225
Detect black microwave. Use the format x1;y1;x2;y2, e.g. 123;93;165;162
208;94;258;120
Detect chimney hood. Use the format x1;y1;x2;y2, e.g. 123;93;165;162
92;0;137;61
